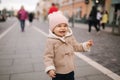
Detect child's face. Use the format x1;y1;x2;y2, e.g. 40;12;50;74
53;23;68;37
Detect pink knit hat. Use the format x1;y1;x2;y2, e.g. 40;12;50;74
48;11;69;31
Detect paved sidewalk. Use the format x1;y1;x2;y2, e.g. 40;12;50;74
0;20;119;80
69;22;112;33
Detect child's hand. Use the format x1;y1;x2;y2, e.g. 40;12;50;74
48;70;56;78
86;40;93;48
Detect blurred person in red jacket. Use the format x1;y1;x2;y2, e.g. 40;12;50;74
48;3;58;14
17;5;28;32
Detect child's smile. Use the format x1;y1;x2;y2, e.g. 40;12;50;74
53;23;68;37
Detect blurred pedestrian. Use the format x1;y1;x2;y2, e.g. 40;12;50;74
35;3;40;20
88;6;100;33
44;11;93;80
42;8;47;21
96;10;102;30
100;10;108;29
28;12;34;26
17;6;28;32
48;3;58;14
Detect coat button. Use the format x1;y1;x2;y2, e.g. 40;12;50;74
65;53;69;55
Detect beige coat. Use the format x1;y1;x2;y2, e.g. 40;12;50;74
44;28;90;74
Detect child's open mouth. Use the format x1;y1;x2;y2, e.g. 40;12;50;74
59;31;66;33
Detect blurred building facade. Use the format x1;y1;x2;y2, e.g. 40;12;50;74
110;0;120;25
36;0;120;25
58;0;112;21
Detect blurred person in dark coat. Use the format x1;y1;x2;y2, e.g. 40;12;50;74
28;12;34;26
96;10;102;30
88;6;100;33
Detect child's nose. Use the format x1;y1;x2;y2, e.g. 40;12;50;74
61;26;65;29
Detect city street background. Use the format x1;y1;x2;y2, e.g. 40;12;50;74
0;17;120;80
0;0;120;80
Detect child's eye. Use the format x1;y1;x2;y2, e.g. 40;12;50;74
58;25;61;27
57;24;68;27
64;24;68;27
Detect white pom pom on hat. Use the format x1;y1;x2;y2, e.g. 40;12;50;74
48;11;69;31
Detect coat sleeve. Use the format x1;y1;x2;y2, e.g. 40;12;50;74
71;36;90;52
43;39;55;73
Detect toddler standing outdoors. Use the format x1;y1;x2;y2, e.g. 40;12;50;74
44;11;93;80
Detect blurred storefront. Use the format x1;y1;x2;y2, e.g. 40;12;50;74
35;0;51;20
36;0;119;26
109;0;120;34
110;0;120;25
50;0;112;22
59;0;88;20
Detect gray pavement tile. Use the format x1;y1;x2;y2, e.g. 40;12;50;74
11;64;34;74
0;43;16;49
86;74;113;80
0;64;33;75
13;54;30;59
75;57;89;67
10;72;49;80
15;50;31;55
75;66;102;77
0;51;15;55
13;58;43;65
0;59;13;66
75;77;88;80
0;75;9;80
0;54;15;59
0;48;16;53
13;58;34;65
0;54;30;59
33;63;45;72
30;52;44;58
0;66;11;74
